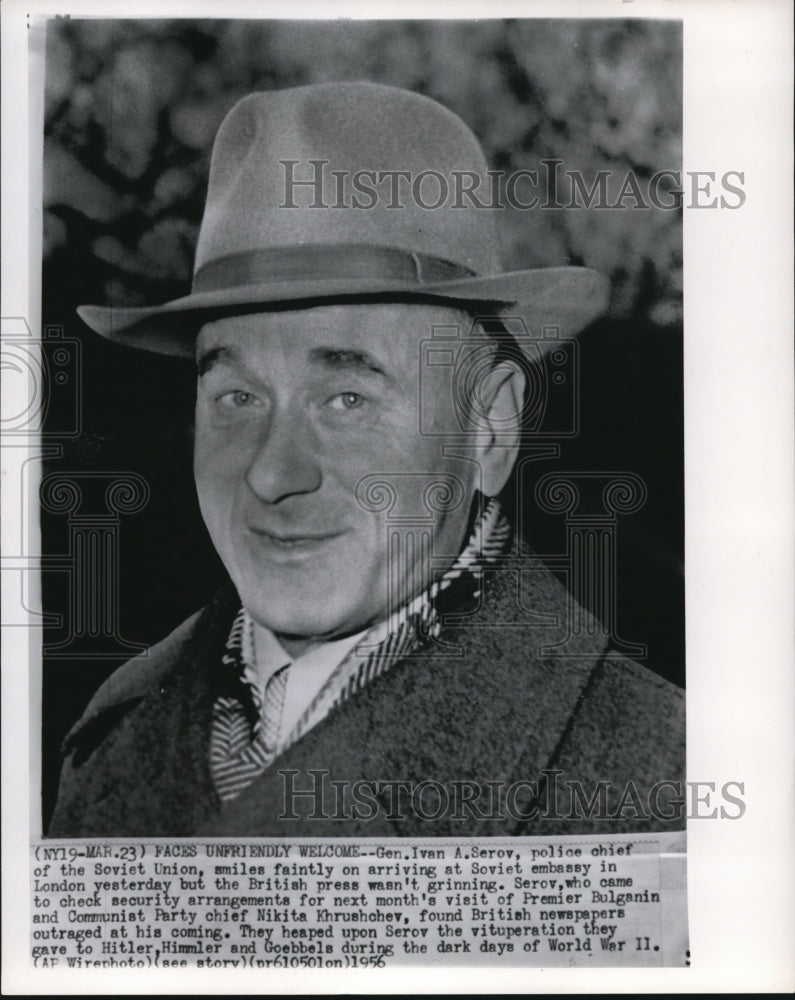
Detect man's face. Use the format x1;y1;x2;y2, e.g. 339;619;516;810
194;302;479;642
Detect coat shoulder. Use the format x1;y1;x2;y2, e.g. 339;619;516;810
558;651;685;781
591;651;684;731
61;609;203;751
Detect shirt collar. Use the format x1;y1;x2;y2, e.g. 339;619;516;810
248;620;367;693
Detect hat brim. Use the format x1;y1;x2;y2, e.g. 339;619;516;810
77;267;609;358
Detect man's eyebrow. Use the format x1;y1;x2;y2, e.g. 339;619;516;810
308;346;387;377
196;345;234;376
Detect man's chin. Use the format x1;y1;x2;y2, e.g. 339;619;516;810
236;587;377;644
224;548;386;638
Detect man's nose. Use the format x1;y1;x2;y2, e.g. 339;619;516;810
245;409;322;504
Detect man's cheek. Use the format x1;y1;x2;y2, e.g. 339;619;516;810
194;467;239;545
195;436;246;488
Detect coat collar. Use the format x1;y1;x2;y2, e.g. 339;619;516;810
61;551;610;836
198;553;611;836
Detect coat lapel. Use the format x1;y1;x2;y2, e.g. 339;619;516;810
54;585;238;837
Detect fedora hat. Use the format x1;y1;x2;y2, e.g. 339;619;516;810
78;82;609;357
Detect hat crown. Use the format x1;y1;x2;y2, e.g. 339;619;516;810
77;82;610;356
195;82;502;280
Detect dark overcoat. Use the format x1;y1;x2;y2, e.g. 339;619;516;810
48;554;685;838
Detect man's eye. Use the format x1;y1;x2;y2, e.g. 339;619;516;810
217;390;261;408
330;392;366;411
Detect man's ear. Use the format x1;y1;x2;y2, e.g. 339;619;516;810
472;360;526;498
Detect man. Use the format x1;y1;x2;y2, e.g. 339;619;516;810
49;82;684;837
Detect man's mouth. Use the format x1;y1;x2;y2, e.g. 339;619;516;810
246;526;346;553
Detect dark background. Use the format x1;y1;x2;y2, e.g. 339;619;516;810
41;18;683;828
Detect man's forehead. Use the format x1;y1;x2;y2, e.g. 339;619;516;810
195;301;469;358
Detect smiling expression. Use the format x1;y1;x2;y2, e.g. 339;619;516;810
193;302;483;643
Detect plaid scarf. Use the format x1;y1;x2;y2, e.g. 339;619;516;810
210;497;513;802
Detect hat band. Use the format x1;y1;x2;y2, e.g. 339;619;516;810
193;244;477;292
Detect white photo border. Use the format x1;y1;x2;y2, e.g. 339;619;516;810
2;0;793;993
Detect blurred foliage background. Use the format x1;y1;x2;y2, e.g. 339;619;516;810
44;18;682;326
